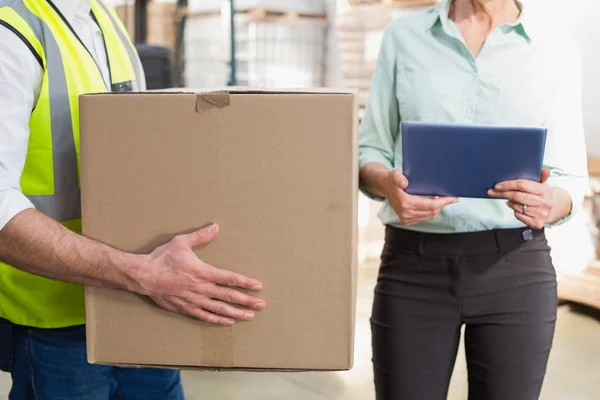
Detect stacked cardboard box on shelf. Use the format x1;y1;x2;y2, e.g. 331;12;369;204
115;2;177;51
146;3;177;50
336;0;438;118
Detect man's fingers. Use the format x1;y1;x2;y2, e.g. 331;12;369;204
205;267;263;291
207;285;266;310
152;296;235;326
201;299;256;321
180;224;220;248
186;308;236;326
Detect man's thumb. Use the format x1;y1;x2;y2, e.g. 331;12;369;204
183;223;219;248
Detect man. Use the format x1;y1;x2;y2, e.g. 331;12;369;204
0;0;266;398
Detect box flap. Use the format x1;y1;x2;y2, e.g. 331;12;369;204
81;87;357;96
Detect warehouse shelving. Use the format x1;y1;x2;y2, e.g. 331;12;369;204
337;0;438;120
183;6;327;88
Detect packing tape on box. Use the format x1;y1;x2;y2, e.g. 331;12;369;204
196;92;231;112
200;326;235;367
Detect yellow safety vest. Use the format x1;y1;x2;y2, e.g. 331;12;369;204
0;0;141;328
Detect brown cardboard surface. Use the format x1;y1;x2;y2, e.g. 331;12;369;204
80;89;358;371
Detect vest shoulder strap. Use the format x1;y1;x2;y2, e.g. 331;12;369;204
0;2;45;68
0;19;42;67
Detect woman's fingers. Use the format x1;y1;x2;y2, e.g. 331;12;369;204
405;195;460;212
488;190;551;208
514;211;545;230
492;179;546;196
403;211;440;226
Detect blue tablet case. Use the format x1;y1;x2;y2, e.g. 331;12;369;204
401;121;547;199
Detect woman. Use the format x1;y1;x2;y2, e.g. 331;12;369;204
359;0;588;398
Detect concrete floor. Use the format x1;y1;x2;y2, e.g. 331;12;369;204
2;265;600;399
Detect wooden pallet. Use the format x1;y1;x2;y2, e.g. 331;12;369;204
558;263;600;310
556;159;600;310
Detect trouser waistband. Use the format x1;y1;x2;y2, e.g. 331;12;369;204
385;225;545;256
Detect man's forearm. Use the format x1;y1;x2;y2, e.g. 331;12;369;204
547;187;573;225
360;162;391;198
0;209;145;292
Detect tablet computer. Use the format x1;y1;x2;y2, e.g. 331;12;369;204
401;121;547;199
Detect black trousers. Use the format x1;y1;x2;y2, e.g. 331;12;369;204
371;226;557;400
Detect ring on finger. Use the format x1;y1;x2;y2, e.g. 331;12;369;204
523;204;527;215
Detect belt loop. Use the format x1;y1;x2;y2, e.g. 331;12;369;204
418;233;425;255
493;230;502;253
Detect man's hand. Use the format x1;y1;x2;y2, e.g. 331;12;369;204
488;168;554;229
0;211;266;326
382;169;459;226
136;224;266;326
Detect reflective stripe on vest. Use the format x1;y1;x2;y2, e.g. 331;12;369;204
0;0;139;328
7;0;141;221
94;0;143;85
10;1;81;221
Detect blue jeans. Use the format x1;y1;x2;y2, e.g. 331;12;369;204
0;321;185;400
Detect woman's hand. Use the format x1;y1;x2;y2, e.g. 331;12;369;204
382;169;459;226
488;169;553;229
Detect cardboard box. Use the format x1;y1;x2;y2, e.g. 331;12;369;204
80;89;358;371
